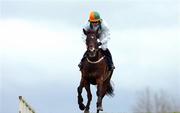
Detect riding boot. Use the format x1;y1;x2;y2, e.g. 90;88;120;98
102;49;115;71
78;51;88;70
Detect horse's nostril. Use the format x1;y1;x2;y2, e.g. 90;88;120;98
89;47;95;52
90;45;93;48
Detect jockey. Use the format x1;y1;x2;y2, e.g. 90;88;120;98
78;11;115;71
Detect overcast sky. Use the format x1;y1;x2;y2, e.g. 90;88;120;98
0;0;180;113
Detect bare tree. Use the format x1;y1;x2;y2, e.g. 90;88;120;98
133;87;180;113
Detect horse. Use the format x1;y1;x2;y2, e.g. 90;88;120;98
77;28;114;113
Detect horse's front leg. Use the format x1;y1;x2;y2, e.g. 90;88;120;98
96;78;104;111
84;83;92;113
77;79;86;110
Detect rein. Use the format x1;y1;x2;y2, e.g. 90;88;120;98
86;56;105;64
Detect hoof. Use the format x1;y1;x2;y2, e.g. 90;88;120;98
97;106;103;111
79;104;85;111
84;110;90;113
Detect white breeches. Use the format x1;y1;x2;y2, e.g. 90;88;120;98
101;43;108;50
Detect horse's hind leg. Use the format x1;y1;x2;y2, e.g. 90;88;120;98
84;83;92;112
77;79;86;110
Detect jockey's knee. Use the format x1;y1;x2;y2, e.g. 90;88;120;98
101;46;108;50
101;44;108;51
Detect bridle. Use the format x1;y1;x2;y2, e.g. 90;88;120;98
86;56;105;64
85;30;105;64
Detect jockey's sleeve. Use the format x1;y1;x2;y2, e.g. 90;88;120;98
81;22;90;42
81;33;86;42
99;26;110;44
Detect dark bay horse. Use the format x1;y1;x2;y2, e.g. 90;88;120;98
77;28;114;113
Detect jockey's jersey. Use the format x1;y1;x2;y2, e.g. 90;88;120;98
83;21;109;35
82;20;110;47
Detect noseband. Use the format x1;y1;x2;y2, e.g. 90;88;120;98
86;56;105;64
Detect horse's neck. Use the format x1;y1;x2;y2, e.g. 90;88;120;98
97;49;104;58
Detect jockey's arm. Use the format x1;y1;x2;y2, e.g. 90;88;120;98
99;27;110;44
81;22;90;42
81;33;86;43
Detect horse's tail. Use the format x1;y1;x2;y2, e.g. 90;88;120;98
105;70;114;97
106;80;114;97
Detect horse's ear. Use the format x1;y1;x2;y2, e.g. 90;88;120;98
83;29;87;35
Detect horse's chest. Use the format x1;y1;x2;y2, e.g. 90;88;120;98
88;72;98;77
85;71;99;85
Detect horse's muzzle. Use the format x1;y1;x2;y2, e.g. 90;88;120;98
89;47;95;52
88;48;97;57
